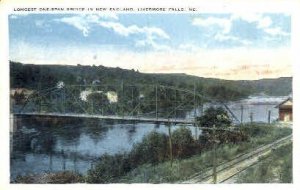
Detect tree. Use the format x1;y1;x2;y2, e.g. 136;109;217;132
196;107;232;145
196;106;232;129
172;127;196;158
196;106;248;145
12;91;26;105
130;131;168;165
87;92;109;114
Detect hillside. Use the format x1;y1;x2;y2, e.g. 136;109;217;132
10;61;292;100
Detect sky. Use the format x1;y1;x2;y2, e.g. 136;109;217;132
9;13;291;80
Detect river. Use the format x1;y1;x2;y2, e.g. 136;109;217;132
10;118;197;180
10;95;288;180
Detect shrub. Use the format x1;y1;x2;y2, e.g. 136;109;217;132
130;131;169;165
172;127;197;158
13;171;84;184
14;175;35;183
87;153;131;183
196;106;232;129
48;171;84;183
87;131;169;183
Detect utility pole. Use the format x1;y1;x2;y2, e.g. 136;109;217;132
194;83;196;118
61;87;66;113
121;80;124;118
194;83;198;140
132;87;134;116
241;105;244;124
61;150;66;171
168;122;173;167
250;112;253;123
174;89;176;120
195;123;198;140
155;85;158;120
212;124;217;184
90;89;94;114
49;151;53;172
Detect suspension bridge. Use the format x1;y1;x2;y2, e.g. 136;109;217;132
11;83;241;124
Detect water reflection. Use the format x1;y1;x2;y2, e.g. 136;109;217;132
10;117;194;180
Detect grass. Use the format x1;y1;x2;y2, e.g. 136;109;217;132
13;171;85;184
236;142;292;183
117;124;292;183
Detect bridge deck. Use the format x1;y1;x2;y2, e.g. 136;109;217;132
14;112;195;124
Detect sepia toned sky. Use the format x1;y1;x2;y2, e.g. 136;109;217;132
9;13;291;80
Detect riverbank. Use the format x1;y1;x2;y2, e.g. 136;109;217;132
118;124;291;183
13;123;292;183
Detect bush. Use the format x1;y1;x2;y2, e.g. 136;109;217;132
14;175;35;183
240;124;271;137
87;153;131;183
196;107;249;148
172;127;197;158
87;131;169;183
13;171;84;184
48;171;84;183
130;131;169;165
218;130;249;144
196;106;232;129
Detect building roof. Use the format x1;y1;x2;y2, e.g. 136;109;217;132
275;97;293;108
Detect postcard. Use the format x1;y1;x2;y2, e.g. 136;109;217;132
0;0;299;189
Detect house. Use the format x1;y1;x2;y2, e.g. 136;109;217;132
276;97;293;122
10;88;33;97
106;91;118;103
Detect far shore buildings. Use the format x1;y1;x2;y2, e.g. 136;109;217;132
276;97;293;122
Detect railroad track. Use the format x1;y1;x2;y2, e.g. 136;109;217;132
182;134;292;184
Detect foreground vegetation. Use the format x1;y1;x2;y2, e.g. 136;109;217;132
236;142;292;183
117;124;292;183
13;122;292;184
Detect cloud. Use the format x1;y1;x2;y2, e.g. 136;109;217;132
58;16;90;37
10;15;18;19
99;21;169;39
54;14;118;37
54;14;170;51
192;13;289;46
9;14;29;19
99;21;170;50
264;27;290;36
214;33;252;45
232;13;289;37
232;13;272;29
192;16;232;34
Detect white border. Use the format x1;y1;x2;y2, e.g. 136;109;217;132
1;0;299;190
